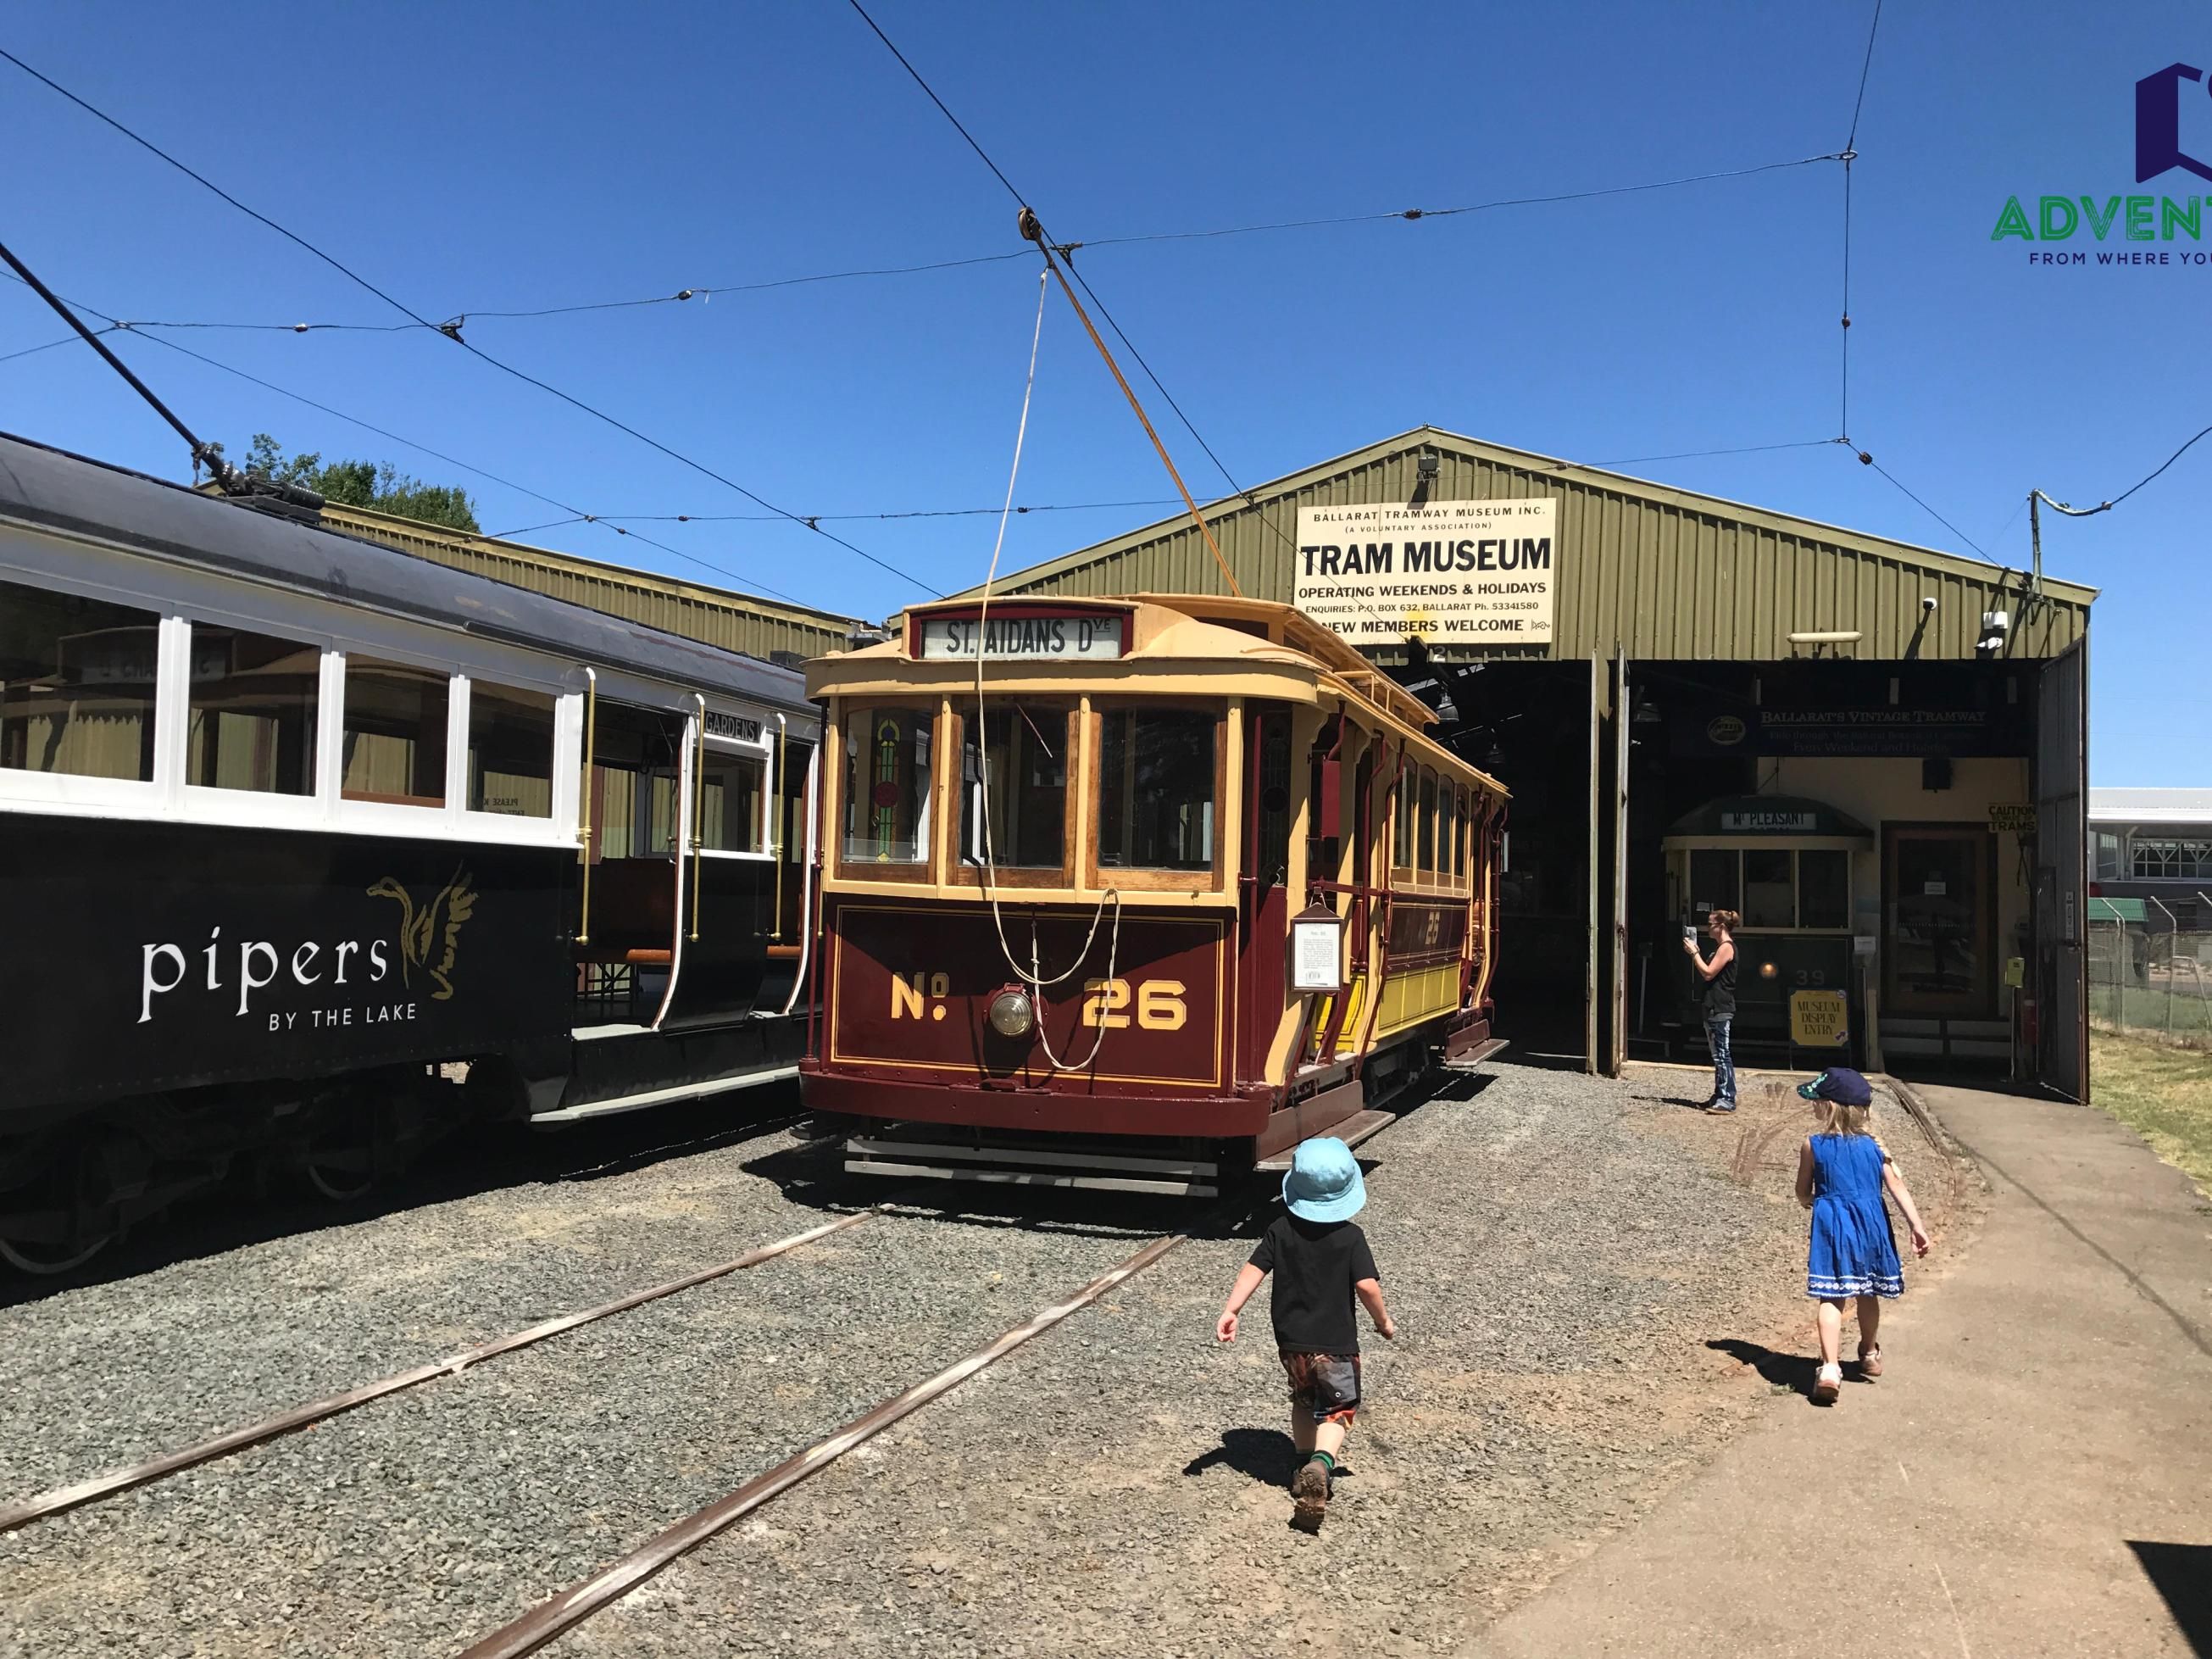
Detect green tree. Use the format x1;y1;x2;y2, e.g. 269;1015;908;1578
240;433;480;532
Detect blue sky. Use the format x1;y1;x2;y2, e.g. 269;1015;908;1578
2;1;2204;783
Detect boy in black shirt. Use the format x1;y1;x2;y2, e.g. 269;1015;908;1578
1216;1136;1395;1531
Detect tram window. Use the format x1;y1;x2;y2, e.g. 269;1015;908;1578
466;682;554;817
1743;848;1795;929
342;657;449;807
1417;770;1438;874
1689;849;1739;919
1798;849;1849;929
700;749;766;853
1392;775;1415;870
0;577;158;782
185;625;319;795
843;705;932;866
961;707;1066;869
1441;785;1459;882
1098;708;1214;871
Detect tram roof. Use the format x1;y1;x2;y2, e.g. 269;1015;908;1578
0;431;811;712
812;593;1502;786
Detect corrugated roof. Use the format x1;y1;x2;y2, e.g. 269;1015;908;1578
0;431;813;711
312;498;868;664
940;427;2096;663
2089;788;2212;826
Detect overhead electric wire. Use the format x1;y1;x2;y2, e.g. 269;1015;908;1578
25;276;821;607
1845;0;1885;153
0;326;115;365
1837;0;1881;439
0;46;939;599
1865;455;1987;558
20;159;1847;343
1071;152;1845;252
2036;420;2212;517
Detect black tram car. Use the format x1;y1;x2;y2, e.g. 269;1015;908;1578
0;434;819;1272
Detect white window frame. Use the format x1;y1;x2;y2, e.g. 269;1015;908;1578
0;522;809;854
696;722;775;863
0;559;168;814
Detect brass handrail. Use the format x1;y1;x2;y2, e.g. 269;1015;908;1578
577;669;597;945
690;694;706;943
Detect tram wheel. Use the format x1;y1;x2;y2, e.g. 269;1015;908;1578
0;1142;125;1277
0;1230;114;1277
302;1108;381;1202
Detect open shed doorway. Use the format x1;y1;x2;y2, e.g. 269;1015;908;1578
1404;656;1596;1065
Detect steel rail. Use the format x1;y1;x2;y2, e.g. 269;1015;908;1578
0;1209;876;1534
455;1228;1191;1659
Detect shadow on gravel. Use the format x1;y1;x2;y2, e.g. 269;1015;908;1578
2126;1541;2212;1655
0;1088;813;1310
1631;1092;1714;1111
1183;1427;1297;1486
1705;1337;1821;1398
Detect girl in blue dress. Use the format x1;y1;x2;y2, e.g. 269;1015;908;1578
1792;1068;1931;1403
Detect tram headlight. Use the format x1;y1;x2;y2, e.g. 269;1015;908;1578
987;988;1036;1038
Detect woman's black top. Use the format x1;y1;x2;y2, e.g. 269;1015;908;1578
1701;943;1737;1018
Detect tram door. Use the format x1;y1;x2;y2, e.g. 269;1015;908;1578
1237;704;1293;1083
576;700;687;1027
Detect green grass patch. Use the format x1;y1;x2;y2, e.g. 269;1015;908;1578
2092;1032;2212;1197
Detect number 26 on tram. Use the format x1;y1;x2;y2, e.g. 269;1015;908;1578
798;595;1508;1196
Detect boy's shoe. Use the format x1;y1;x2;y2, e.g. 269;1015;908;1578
1705;1100;1737;1113
1291;1460;1330;1531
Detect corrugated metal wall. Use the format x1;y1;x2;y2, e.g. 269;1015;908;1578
977;431;2093;663
320;503;862;662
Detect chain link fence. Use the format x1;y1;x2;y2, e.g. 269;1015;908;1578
2091;898;2212;1049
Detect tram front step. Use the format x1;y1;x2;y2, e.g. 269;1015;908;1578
1253;1107;1396;1174
845;1134;1219;1198
1443;1037;1509;1070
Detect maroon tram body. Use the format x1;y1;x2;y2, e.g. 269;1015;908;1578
799;596;1506;1194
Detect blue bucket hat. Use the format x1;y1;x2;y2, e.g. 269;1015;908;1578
1798;1066;1873;1107
1283;1137;1366;1222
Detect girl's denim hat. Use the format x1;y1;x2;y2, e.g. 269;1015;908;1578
1283;1136;1366;1222
1798;1066;1873;1106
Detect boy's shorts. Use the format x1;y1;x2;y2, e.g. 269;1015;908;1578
1280;1349;1361;1425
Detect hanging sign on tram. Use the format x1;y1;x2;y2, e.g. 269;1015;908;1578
916;612;1125;661
1292;498;1558;646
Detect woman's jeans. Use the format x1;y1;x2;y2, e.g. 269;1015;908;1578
1705;1018;1737;1108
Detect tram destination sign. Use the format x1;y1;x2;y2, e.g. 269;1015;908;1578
1293;498;1557;646
916;612;1125;661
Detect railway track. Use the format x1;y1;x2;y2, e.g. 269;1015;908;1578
457;1226;1195;1658
0;1207;881;1534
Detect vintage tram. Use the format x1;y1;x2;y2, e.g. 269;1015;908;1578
799;594;1509;1194
0;433;819;1272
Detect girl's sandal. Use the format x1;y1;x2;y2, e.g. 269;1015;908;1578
1858;1344;1883;1379
1812;1362;1842;1403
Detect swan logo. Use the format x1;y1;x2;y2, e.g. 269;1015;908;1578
366;868;477;1001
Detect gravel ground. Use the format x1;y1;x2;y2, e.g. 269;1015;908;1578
0;1063;1970;1659
0;1090;847;1499
552;1064;1970;1659
0;1170;1164;1657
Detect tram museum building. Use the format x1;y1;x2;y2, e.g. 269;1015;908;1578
938;428;2098;1098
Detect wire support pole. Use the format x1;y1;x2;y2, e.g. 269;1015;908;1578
0;236;231;484
1019;210;1242;598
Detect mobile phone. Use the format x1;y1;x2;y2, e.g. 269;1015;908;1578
1681;922;1697;942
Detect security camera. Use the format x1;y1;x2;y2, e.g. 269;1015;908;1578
1920;595;1938;611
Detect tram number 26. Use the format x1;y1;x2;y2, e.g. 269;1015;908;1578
1081;977;1187;1032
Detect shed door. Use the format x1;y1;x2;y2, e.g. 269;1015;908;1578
2034;638;2089;1101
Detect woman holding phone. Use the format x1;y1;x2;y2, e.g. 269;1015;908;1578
1683;910;1740;1112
